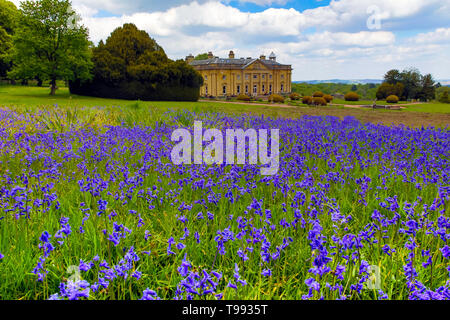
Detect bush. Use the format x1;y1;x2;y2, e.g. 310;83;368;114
289;92;301;101
344;92;359;101
312;97;327;106
376;82;404;100
69;23;203;101
268;94;285;103
323;94;333;103
237;94;251;102
386;95;399;103
312;91;324;97
302;96;312;105
438;90;450;103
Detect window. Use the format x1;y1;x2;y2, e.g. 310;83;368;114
237;75;241;80
237;85;241;94
280;84;284;92
281;74;285;79
262;84;265;92
262;74;265;79
245;74;249;80
245;85;249;94
223;86;227;95
222;75;226;80
204;75;208;80
253;74;258;79
253;84;257;94
269;75;272;79
269;84;272;93
205;86;208;95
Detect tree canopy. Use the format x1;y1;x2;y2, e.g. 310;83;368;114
8;0;92;94
377;68;436;101
0;0;19;78
69;23;203;101
194;53;209;60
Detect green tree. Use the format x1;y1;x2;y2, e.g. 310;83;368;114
8;0;92;95
437;87;449;103
194;53;209;60
0;0;19;79
376;82;404;100
400;68;422;100
69;23;203;101
418;73;435;101
384;69;402;84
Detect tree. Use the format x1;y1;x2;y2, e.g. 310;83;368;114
69;23;203;101
376;82;404;100
384;69;402;84
400;68;422;100
437;88;449;103
418;73;435;101
8;0;92;95
0;0;19;79
194;53;209;60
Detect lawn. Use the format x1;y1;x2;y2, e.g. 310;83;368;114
331;98;410;106
1;85;449;128
403;103;450;114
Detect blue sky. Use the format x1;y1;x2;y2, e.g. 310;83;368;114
227;0;332;13
11;0;450;81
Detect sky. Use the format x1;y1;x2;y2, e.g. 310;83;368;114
10;0;450;81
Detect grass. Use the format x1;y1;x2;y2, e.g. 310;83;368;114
0;85;449;300
1;85;449;128
403;103;450;114
331;99;411;106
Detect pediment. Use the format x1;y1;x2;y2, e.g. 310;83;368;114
242;60;270;71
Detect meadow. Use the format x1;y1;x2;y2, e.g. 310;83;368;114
0;85;449;300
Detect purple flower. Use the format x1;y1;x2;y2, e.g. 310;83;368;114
441;245;450;259
141;288;160;300
262;269;272;277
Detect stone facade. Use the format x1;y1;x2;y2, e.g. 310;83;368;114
186;51;292;97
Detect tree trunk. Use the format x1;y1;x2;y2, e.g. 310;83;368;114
50;79;56;95
37;78;43;87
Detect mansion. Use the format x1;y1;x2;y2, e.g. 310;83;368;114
186;51;292;97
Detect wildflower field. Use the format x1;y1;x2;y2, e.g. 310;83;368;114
0;104;449;300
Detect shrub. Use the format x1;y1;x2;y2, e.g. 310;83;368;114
323;94;333;103
69;23;203;101
237;94;251;102
376;82;404;100
302;96;312;105
312;97;327;106
268;94;285;103
312;91;324;97
438;90;449;103
289;92;301;101
386;95;399;103
344;92;359;101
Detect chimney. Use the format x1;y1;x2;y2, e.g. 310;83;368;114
260;54;266;60
207;51;214;59
185;54;194;64
229;50;235;59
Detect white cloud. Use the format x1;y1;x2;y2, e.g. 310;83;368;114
412;28;450;44
9;0;450;80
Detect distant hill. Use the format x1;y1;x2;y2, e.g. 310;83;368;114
294;79;383;85
294;79;450;86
